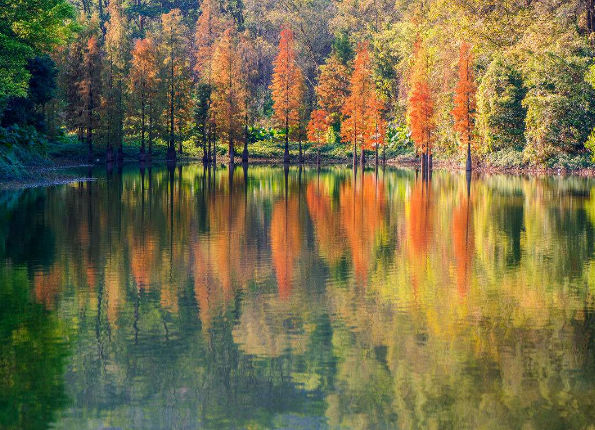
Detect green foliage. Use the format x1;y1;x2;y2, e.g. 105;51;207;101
0;0;74;100
522;48;595;164
332;31;354;66
477;55;526;153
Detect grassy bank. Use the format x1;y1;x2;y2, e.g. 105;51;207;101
4;131;595;183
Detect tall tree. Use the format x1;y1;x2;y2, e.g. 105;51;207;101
270;28;305;164
407;39;434;173
238;32;257;163
452;42;476;172
307;109;329;166
128;37;160;160
103;0;130;161
160;9;191;160
211;28;247;165
79;35;102;161
342;42;374;168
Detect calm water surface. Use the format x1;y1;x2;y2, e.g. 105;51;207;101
2;164;595;430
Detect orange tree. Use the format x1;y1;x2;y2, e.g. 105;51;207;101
407;38;434;169
452;41;477;171
270;28;305;164
211;28;247;164
342;42;375;167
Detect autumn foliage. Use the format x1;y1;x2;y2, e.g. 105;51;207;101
341;43;375;160
211;28;247;162
307;109;329;163
408;40;434;157
270;28;305;162
315;53;350;122
452;42;477;154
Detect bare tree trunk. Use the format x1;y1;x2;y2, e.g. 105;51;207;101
284;114;290;164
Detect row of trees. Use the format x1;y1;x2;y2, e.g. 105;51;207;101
4;0;595;168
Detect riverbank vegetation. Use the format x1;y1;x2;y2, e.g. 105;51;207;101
3;0;595;178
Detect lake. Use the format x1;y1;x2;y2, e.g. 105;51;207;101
1;164;595;430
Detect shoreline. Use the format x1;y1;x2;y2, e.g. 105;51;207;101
3;155;595;189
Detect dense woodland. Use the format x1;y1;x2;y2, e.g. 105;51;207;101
3;0;595;169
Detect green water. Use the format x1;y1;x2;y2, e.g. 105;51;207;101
1;164;595;430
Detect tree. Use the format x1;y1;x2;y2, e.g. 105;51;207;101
160;9;191;160
307;109;329;166
238;31;257;163
523;45;595;164
342;42;374;168
315;53;350;125
211;28;247;165
452;42;476;171
194;0;231;83
270;28;305;164
365;93;386;167
407;39;434;172
0;0;74;101
1;55;58;131
194;83;212;162
79;35;102;161
476;55;526;153
103;0;130;161
128;37;160;160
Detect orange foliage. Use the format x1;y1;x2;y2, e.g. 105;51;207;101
408;180;433;258
365;93;386;150
339;173;386;284
34;266;62;309
194;0;231;81
270;28;305;132
341;43;375;150
211;28;247;152
452;42;477;151
452;192;474;297
307;109;329;147
315;53;350;120
306;181;345;265
270;196;302;299
407;39;434;155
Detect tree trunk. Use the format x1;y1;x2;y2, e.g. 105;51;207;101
317;147;320;168
360;146;365;168
382;144;386;165
243;112;249;163
229;136;234;165
375;145;379;169
284;115;290;164
465;141;472;172
298;138;303;164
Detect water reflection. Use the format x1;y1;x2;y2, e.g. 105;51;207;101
1;165;595;429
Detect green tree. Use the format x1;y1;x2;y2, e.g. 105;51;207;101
522;48;595;164
476;55;526;153
0;0;74;102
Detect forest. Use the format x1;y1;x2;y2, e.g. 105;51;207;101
3;0;595;175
